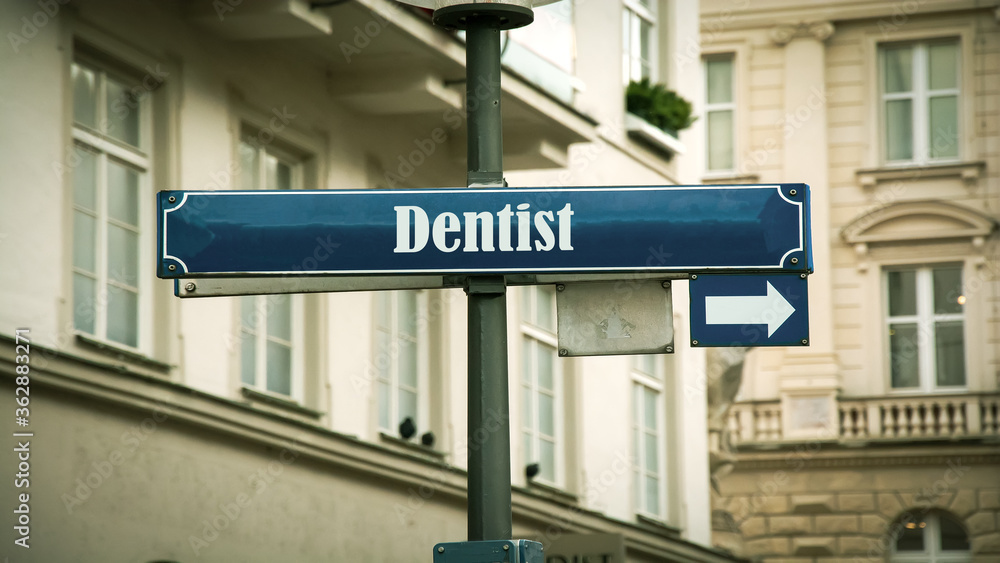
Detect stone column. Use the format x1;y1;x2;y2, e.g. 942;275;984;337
772;22;841;441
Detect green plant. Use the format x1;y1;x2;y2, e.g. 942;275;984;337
626;78;696;135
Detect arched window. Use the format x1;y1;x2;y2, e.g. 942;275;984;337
890;511;970;562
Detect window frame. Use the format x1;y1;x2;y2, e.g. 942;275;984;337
235;128;310;401
374;290;431;437
890;511;971;563
70;53;155;354
703;53;737;174
878;38;962;166
239;294;306;401
883;263;967;394
520;286;564;488
863;26;974;170
622;0;658;84
631;355;668;520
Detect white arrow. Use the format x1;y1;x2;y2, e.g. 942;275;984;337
705;281;795;337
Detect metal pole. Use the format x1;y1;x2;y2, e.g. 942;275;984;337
464;15;511;542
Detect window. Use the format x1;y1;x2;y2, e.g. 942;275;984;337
880;39;960;164
891;511;970;563
622;0;656;83
705;55;735;172
375;291;429;436
632;355;666;518
239;294;302;398
521;286;562;486
504;1;576;103
886;265;965;391
238;134;305;398
71;58;153;350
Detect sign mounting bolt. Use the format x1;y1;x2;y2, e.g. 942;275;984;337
665;346;673;353
556;284;565;292
791;258;799;264
661;281;670;289
437;547;445;554
800;273;807;279
691;340;699;346
558;348;568;356
690;274;698;280
167;264;176;271
789;189;797;196
801;339;809;345
503;544;510;551
185;282;196;292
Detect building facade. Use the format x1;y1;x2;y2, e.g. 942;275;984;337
0;0;735;561
698;1;1000;561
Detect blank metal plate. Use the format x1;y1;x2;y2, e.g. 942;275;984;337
556;280;674;357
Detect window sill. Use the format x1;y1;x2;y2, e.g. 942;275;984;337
636;514;682;538
856;161;985;189
75;333;170;373
624;112;686;159
378;432;446;460
701;172;761;185
240;386;323;419
516;479;577;505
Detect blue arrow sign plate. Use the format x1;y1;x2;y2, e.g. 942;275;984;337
689;274;809;347
157;185;811;278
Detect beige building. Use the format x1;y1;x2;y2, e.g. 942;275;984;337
698;1;1000;562
0;0;741;561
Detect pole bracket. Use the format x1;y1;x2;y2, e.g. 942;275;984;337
433;4;534;30
464;275;507;295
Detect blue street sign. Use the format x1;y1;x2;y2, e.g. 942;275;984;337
157;185;811;278
689;274;809;347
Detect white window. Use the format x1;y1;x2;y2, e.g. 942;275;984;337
521;286;562;486
622;0;656;84
632;355;666;519
705;55;735;172
71;58;153;350
239;294;303;398
891;512;970;563
880;39;960;164
375;291;429;437
885;265;965;391
504;1;576;102
238;135;306;398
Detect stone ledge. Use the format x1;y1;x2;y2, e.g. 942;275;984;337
792;536;835;556
770;515;813;535
855;160;986;188
745;537;791;556
791;494;836;514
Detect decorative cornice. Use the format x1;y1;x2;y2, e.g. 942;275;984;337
730;450;1000;471
840;199;998;246
770;21;835;46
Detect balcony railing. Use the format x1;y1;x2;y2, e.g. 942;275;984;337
727;393;1000;445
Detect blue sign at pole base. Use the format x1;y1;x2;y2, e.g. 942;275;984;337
689;274;809;347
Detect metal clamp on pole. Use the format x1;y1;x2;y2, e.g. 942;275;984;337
434;540;544;563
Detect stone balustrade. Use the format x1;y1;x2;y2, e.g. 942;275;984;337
727;392;1000;445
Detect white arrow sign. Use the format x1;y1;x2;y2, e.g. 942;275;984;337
705;281;795;337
